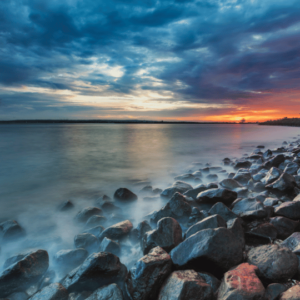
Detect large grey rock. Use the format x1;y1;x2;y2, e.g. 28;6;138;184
130;221;152;245
85;216;107;228
62;252;127;293
253;169;269;182
209;202;238;225
126;247;172;300
113;188;137;202
99;238;121;256
265;283;287;300
99;220;133;242
278;285;300;300
196;188;237;206
270;217;298;239
170;228;243;276
261;167;282;185
234;161;252;169
53;249;88;272
219;179;243;190
247;223;278;240
28;283;68;300
228;218;245;249
266;172;296;193
160;181;193;199
0;250;49;298
275;201;300;219
233;169;252;185
85;284;123;300
158;270;213;300
183;185;208;200
0;220;25;241
84;226;105;239
232;198;267;220
150;193;192;225
198;272;220;294
185;215;227;239
75;207;103;223
247;244;298;281
281;232;300;254
217;263;265;300
142;217;182;255
187;207;209;227
74;234;99;253
284;162;299;175
263;154;285;169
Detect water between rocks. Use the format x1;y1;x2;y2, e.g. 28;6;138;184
0;123;299;274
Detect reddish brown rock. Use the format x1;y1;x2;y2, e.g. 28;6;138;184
279;285;300;300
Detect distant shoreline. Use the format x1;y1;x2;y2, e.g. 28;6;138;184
0;120;256;125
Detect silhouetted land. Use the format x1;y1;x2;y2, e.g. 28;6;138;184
259;117;300;127
0;120;256;124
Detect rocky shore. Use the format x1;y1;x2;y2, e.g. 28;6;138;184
2;136;300;299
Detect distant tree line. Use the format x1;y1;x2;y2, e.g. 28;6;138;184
259;117;300;127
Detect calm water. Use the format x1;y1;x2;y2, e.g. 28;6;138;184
0;123;299;267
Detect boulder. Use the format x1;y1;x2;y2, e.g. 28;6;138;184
185;215;227;239
281;232;300;254
217;263;265;300
278;285;300;300
219;179;243;190
113;188;137;202
0;220;25;241
261;167;282;185
270;217;298;239
187;208;209;227
150;193;192;225
263;154;285;169
183;185;208;200
265;283;287;300
7;291;29;300
85;284;123;300
253;169;269;182
3;251;33;269
232;198;267;220
160;181;193;199
228;218;245;249
101;202;121;214
58;200;74;212
53;249;88;272
209;202;238;225
74;234;99;253
84;225;105;239
264;198;279;206
275;201;300;219
129;221;152;245
28;283;68;300
234;161;252;169
99;220;133;242
125;247;172;300
233;170;252;185
0;250;49;298
248;223;278;240
284;162;299;175
85;216;107;228
158;270;213;300
74;207;103;223
263;149;273;160
266;172;296;193
170;228;243;277
206;174;218;181
142;217;182;255
174;173;195;181
62;252;127;293
198;272;220;294
196;188;237;206
247;244;298;281
99;238;121;256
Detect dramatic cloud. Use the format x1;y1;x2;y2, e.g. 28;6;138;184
0;0;300;121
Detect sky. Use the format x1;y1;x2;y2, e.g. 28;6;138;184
1;0;300;122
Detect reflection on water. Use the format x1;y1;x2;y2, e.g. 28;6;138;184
0;123;299;269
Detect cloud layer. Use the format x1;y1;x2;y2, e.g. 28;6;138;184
1;0;300;121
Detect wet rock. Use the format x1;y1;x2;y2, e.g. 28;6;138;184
3;251;33;269
275;201;300;219
270;217;298;239
232;198;267;220
207;183;219;189
266;172;296;193
281;232;300;254
130;221;152;245
99;238;121;256
0;220;25;241
53;249;88;273
158;270;213;300
187;207;209;227
284;162;299;175
170;228;243;277
234;161;252;169
278;285;300;300
174;173;194;181
263;154;285;169
99;220;133;242
206;174;218;181
228;173;235;179
247;244;298;281
0;250;49;298
68;291;92;300
28;283;68;300
74;234;99;253
265;283;287;300
85;284;123;300
153;188;163;194
62;252;127;293
84;226;105;239
113;188;137;202
150;192;192;225
160;181;193;199
101;203;121;214
248;223;278;240
38;269;56;290
217;263;265;300
263;149;273;160
209;202;238;225
196;188;237;206
140;186;153;193
228;218;245;249
253;169;269;182
183;185;208;200
74;207;103;223
198;272;220;294
219;179;243;190
264;198;279;206
185;214;227;239
125;247;172;300
142;217;182;255
85;216;107;228
59;200;74;212
233;169;252;185
7;291;29;300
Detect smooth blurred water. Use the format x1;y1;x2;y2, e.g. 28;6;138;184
0;123;299;267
